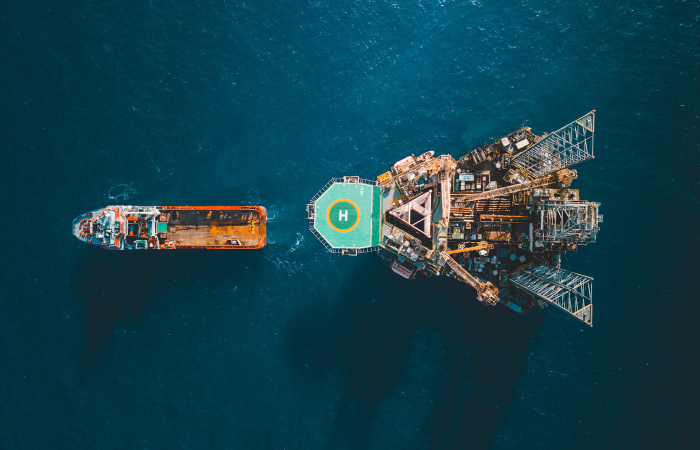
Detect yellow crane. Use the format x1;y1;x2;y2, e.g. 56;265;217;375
440;251;500;305
445;240;493;255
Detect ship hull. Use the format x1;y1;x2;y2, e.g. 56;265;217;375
72;206;267;250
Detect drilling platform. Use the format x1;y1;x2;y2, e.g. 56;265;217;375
307;112;601;326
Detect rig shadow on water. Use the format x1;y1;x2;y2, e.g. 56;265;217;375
71;247;265;370
285;257;545;449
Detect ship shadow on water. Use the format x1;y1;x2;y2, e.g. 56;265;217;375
71;247;264;371
285;257;545;450
71;248;158;369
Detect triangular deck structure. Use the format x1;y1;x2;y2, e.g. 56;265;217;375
387;191;432;238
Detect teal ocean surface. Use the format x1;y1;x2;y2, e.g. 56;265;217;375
1;1;698;448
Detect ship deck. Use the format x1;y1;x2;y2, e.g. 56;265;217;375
160;208;265;248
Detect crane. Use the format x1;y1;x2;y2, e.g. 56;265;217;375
440;251;500;305
445;241;493;256
451;168;576;203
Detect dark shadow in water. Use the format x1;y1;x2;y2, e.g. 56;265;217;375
71;247;264;371
285;257;544;450
423;301;541;450
72;248;160;369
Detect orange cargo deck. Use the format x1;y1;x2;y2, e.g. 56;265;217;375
158;206;266;249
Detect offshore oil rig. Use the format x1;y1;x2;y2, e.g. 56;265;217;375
307;112;601;326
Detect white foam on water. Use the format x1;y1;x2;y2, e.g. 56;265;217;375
107;183;137;202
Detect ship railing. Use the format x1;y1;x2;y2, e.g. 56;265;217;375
307;220;379;256
307;221;341;253
341;246;380;256
308;178;344;204
307;223;380;255
309;177;377;208
343;176;377;186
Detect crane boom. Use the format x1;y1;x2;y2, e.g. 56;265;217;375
452;168;576;203
445;241;493;255
440;173;451;226
440;251;499;305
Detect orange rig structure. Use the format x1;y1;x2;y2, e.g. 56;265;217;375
307;111;601;326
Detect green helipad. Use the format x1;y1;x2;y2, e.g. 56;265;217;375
312;181;382;249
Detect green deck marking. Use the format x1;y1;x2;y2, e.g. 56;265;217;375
313;182;381;249
371;187;382;246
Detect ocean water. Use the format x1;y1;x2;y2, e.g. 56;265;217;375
1;0;698;448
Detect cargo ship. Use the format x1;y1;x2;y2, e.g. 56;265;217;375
73;206;266;250
307;111;601;326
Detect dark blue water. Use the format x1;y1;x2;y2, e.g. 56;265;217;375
1;1;698;448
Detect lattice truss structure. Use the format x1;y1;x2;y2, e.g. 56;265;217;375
388;191;432;238
536;199;601;245
510;265;593;326
513;111;595;177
